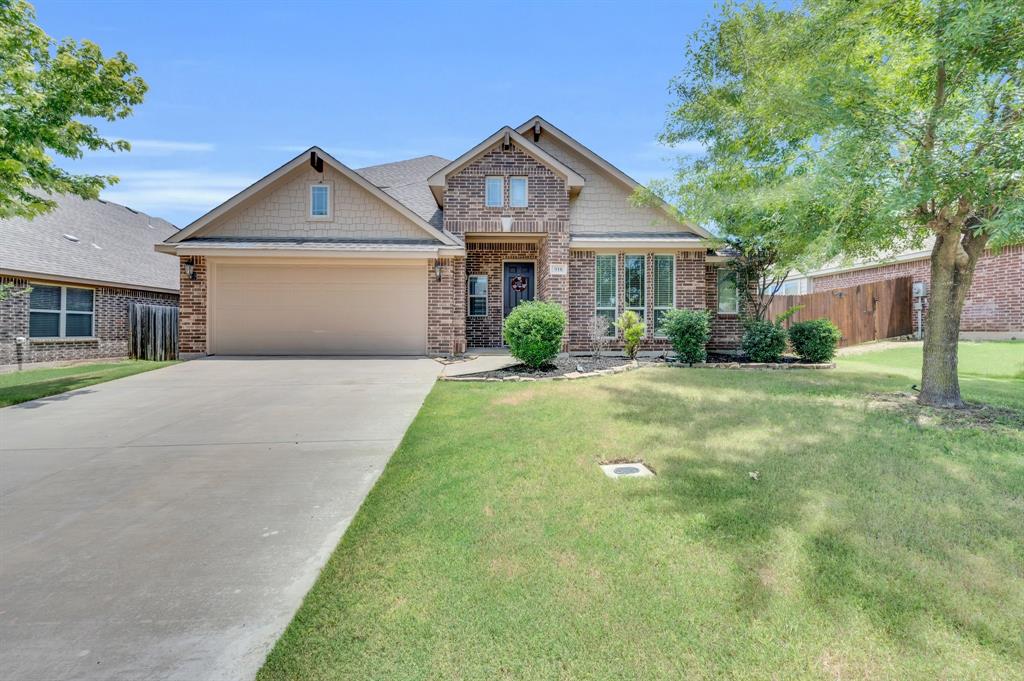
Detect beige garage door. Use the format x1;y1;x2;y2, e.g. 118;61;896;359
210;261;427;355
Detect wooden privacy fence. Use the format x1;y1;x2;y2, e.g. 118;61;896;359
128;303;179;360
766;276;913;347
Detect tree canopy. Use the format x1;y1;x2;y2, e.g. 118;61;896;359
661;0;1024;406
0;0;147;219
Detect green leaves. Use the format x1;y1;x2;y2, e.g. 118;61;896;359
0;0;147;219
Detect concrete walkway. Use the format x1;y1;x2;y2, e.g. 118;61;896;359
0;357;439;681
441;351;520;377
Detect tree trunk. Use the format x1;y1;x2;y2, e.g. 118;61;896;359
918;226;985;408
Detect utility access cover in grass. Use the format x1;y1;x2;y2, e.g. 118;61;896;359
599;462;655;478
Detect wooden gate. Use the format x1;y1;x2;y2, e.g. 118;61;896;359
766;277;913;347
128;303;179;360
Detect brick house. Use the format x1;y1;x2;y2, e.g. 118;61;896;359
779;240;1023;340
1;194;179;368
157;117;743;357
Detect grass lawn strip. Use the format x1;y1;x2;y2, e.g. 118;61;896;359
0;360;177;407
259;342;1023;680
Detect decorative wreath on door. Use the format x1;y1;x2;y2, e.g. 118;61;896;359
510;276;528;293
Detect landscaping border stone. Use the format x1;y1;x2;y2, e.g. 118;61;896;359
440;360;640;382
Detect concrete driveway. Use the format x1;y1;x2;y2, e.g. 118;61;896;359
0;357;439;681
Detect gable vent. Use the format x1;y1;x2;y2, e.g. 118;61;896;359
63;234;80;242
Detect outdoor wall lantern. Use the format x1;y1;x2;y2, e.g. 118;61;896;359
434;262;443;281
184;259;196;280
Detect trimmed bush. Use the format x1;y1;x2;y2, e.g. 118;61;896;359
788;318;841;363
741;319;788;362
660;309;712;363
503;301;566;368
614;310;646;359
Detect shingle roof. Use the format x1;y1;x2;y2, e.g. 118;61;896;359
355;155;450;230
0;194;180;292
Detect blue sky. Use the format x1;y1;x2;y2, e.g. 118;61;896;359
36;0;718;227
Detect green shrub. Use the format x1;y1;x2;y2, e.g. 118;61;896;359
741;319;788;362
660;309;711;363
614;310;646;359
788;318;841;363
502;301;566;368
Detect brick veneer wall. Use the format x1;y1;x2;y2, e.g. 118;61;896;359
443;143;569;235
178;256;207;354
811;245;1023;335
565;250;719;352
1;275;178;367
428;256;467;355
705;265;744;350
464;242;538;348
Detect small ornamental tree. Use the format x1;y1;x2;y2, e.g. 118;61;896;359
614;311;645;359
660;309;712;363
502;301;566;368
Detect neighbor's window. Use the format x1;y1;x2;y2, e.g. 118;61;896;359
595;254;617;335
717;269;739;314
624;254;646;323
509;176;528;208
29;284;94;338
468;275;488;317
485;176;503;207
310;184;330;217
653;254;675;337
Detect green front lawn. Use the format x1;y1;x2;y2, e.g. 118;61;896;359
0;360;177;407
260;342;1024;680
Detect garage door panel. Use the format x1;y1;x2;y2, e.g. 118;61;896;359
211;262;427;355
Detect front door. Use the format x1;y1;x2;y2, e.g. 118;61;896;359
503;262;535;316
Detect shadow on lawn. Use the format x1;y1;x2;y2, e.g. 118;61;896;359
4;377;100;408
597;367;1024;659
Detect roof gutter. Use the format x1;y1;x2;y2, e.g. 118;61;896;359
569;236;711;250
157;243;466;259
0;268;179;295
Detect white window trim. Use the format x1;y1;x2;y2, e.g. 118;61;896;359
653;254;675;338
309;183;332;220
485;176;504;208
509;176;528;208
28;284;94;338
624;254;646;323
717;269;740;315
595;254;617;338
468;275;488;317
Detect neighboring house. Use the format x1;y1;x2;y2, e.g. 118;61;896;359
778;238;1023;340
1;195;180;367
156;116;742;357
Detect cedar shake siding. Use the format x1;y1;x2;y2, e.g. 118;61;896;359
1;275;178;367
811;245;1023;337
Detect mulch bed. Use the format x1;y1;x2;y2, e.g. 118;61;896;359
471;355;630;380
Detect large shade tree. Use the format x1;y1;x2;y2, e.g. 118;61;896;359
663;0;1024;407
0;0;147;219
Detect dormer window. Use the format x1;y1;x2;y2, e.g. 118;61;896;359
310;184;331;218
485;177;503;207
509;177;528;207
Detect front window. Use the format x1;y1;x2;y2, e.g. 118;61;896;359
29;284;94;338
310;184;330;217
653;254;674;337
595;254;617;335
485;176;503;207
509;176;528;207
468;275;488;316
717;269;739;314
624;254;646;323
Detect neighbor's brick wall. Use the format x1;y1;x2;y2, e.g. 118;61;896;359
811;245;1023;335
428;256;467;355
443;143;569;235
464;242;538;348
1;275;178;367
178;256;208;354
